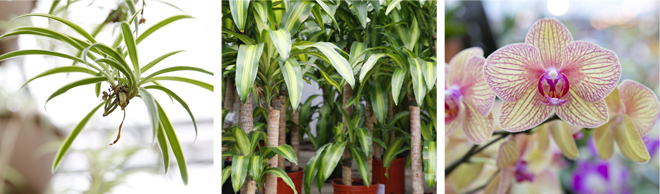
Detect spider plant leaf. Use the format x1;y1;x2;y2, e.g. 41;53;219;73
82;42;131;71
229;0;250;33
348;145;370;187
268;29;292;60
52;102;104;172
94;58;135;85
16;13;96;43
144;85;199;141
222;30;257;45
148;76;213;91
422;61;437;89
264;168;298;194
156;123;170;173
391;68;406;105
370;81;388;124
234;126;251;155
46;76;107;105
141;50;186;73
142;66;213;83
156;101;189;185
120;22;140;75
22;66;97;88
267;144;298;165
95;83;101;97
2;27;84;50
136;15;194;44
139;88;160;141
358;53;386;83
249;155;264;182
295;42;354;88
0;49;85;64
385;0;403;15
352;1;368;28
279;58;303;110
303;143;329;194
423;140;437;188
236;43;264;103
280;0;313;34
409;57;427;106
319;141;346;183
231;155;249;192
48;0;60;14
221;166;231;185
355;127;372;159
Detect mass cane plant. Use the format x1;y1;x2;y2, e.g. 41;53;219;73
221;126;299;194
0;3;211;185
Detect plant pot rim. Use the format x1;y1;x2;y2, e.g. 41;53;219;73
331;178;379;188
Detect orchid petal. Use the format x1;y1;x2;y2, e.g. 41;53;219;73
446;98;466;136
556;90;608;128
463;56;496;116
593;120;614;160
499;87;554;132
547;120;579;160
604;87;623;114
613;115;650;163
525;18;573;69
618;80;660;137
497;138;519;168
497;169;514;194
448;47;483;86
560;41;621;102
485;43;546;102
451;163;484;192
536;124;550;152
462;102;494;144
484;171;502;194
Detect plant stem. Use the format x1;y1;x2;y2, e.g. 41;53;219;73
342;83;353;186
265;99;281;194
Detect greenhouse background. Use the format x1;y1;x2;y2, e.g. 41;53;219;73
446;0;659;193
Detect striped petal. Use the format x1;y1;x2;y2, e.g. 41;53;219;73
560;41;621;102
484;43;546;102
525;18;573;69
450;163;483;192
497;138;519;168
593;120;615;160
462;102;494;144
448;47;483;86
496;169;514;194
484;170;502;194
618;80;660;137
462;56;495;116
604;87;623;114
499;87;554;132
446;98;466;136
613;115;650;163
556;90;608;128
547;120;579;160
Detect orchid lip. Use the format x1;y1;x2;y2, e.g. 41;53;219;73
538;70;570;106
514;160;535;182
445;86;462;124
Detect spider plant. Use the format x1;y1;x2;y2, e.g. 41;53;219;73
0;5;211;185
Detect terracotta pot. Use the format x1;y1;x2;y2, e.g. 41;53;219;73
331;178;378;194
276;168;304;194
373;158;406;194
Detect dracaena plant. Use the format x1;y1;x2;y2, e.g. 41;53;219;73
0;3;212;185
221;127;299;194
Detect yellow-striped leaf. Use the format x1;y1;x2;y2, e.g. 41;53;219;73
385;0;403;15
267;144;298;165
370;81;388;124
320;141;347;182
422;61;437;89
356;127;373;158
222;166;231;185
264;168;298;194
423;140;436;188
303;143;330;194
231;155;249;192
234;126;252;155
383;138;406;177
296;42;355;88
229;0;250;32
348;145;370;187
405;16;420;51
280;0;313;34
236;43;265;103
249;155;264;182
268;29;292;60
359;54;386;83
279;58;304;110
353;1;369;29
391;68;406;105
409;57;427;106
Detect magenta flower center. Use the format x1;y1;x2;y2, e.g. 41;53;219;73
514;160;535;182
538;70;570;106
445;87;461;124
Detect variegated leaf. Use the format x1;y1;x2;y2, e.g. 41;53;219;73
229;0;250;32
279;58;304;111
409;57;427;106
391;68;406;105
236;43;265;104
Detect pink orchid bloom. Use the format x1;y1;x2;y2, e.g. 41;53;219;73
446;47;496;144
485;134;562;194
484;18;622;132
593;80;660;163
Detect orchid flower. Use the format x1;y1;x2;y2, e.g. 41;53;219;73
535;120;582;160
484;18;621;132
485;134;562;194
446;47;496;144
445;130;500;193
571;160;631;194
593;80;660;163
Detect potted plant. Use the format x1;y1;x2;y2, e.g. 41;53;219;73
0;0;212;185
